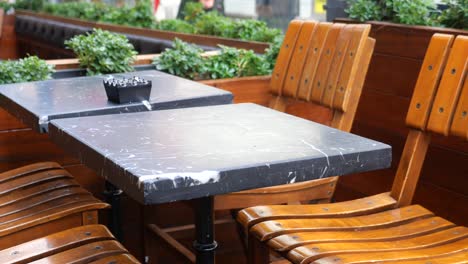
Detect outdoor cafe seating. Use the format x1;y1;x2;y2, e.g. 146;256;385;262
0;1;466;263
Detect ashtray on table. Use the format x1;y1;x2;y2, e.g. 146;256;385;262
103;76;152;104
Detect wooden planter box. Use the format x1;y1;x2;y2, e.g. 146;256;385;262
0;9;18;59
15;10;270;53
334;19;468;226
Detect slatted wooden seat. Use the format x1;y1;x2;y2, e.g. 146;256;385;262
0;162;109;250
238;33;468;263
0;224;140;263
149;20;376;262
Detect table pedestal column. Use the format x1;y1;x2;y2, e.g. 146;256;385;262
104;181;123;241
193;196;218;264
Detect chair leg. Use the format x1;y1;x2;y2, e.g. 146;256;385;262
248;235;270;264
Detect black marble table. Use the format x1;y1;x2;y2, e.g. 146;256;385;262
0;69;232;241
0;70;232;133
49;103;392;264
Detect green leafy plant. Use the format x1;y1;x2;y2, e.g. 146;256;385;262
202;46;270;79
14;0;45;11
155;19;196;34
438;0;468;29
153;39;276;80
153;38;205;79
65;29;137;75
194;11;237;38
263;35;284;70
0;2;14;11
233;19;282;43
346;0;438;26
391;0;437;25
100;0;155;28
0;56;54;85
345;0;384;21
182;2;205;23
43;2;111;21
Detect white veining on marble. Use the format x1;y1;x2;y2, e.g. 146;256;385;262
142;100;152;110
138;170;221;190
300;139;330;165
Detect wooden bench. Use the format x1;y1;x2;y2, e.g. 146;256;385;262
149;19;375;262
0;162;109;250
0;224;140;263
238;33;468;263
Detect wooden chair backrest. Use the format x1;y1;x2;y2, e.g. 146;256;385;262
269;20;375;132
391;34;468;207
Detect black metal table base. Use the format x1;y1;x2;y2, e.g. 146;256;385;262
193;196;218;264
104;181;123;241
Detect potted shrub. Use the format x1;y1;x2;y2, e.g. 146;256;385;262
65;28;138;76
0;55;54;84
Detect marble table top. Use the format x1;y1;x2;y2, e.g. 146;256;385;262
0;70;232;132
49;103;392;205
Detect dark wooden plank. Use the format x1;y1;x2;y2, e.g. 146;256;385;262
365;53;422;98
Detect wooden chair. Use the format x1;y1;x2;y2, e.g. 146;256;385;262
0;224;140;263
214;20;375;209
0;162;109;250
238;33;468;263
149;20;376;262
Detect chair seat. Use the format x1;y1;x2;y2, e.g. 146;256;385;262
0;162;109;249
0;225;140;264
240;193;468;263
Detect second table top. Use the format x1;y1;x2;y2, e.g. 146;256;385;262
49;103;392;205
0;70;232;132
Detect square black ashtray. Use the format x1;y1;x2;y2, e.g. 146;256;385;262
103;76;152;104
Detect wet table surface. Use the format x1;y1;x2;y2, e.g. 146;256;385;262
49;103;392;205
0;70;232;133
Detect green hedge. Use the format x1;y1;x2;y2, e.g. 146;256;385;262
346;0;467;29
153;37;282;80
16;1;282;43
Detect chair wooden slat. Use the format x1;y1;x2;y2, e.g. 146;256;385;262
0;195;101;224
238;192;396;229
0;178;80;207
0;199;108;238
332;24;371;111
287;227;468;263
329;37;375;132
312;237;468;264
308;24;345;103
0;162;62;183
406;34;454;130
29;240;128;264
320;25;353;107
374;250;468;264
390;130;432;207
427;35;468;136
0;225;113;264
88;254;141;264
270;20;304;96
0;169;73;195
267;216;455;252
0;187;89;217
451;77;468;139
282;21;318;98
250;205;432;241
297;23;333;101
